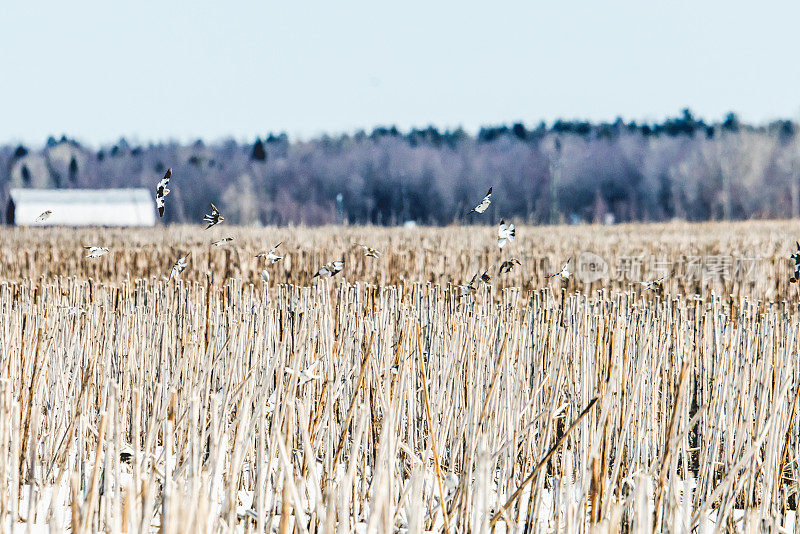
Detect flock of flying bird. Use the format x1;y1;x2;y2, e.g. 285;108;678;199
33;174;529;291
31;169;800;292
34;169;368;284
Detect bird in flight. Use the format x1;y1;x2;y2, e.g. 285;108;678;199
84;246;109;258
790;242;800;283
35;210;52;223
169;252;190;280
641;277;666;291
359;245;381;258
468;187;492;214
548;258;573;280
285;360;322;386
155;168;171;218
212;237;234;246
459;272;480;297
497;220;515;249
313;260;344;278
203;203;224;229
498;258;521;275
256;242;283;264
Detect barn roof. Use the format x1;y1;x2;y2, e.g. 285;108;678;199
9;188;156;226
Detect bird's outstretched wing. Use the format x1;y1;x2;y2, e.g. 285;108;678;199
155;168;172;217
468;187;492;214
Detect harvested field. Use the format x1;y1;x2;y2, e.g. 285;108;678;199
0;220;796;298
0;221;798;532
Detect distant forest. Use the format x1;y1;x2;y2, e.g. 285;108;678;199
3;109;800;225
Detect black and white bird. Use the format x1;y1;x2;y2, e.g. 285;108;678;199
790;242;800;283
35;210;52;223
458;272;480;297
169;252;190;280
497;219;516;249
155;168;171;217
498;258;521;275
285;360;322;386
84;246;109;258
212;237;234;246
203;203;224;229
641;277;666;291
468;187;492;214
359;245;381;258
313;260;344;278
256;242;283;264
548;259;573;280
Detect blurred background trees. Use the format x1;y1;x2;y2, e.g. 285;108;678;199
3;109;800;226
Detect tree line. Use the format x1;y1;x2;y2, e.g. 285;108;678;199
2;109;800;225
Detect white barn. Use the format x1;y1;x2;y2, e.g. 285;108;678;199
7;188;156;227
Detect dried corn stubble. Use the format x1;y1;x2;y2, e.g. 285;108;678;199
0;221;798;531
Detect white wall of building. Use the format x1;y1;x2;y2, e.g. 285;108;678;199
9;189;156;226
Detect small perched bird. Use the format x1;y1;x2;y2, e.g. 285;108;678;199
468;187;492;214
203;203;224;229
84;246;109;258
497;219;516;249
359;245;381;258
155;168;172;217
256;242;283;264
212;237;234;246
641;277;666;291
169;252;190;280
313;260;344;278
35;210;52;222
480;270;491;284
260;269;270;283
548;259;573;280
459;272;480;297
498;258;521;275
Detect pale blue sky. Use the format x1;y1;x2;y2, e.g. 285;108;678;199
1;0;799;146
